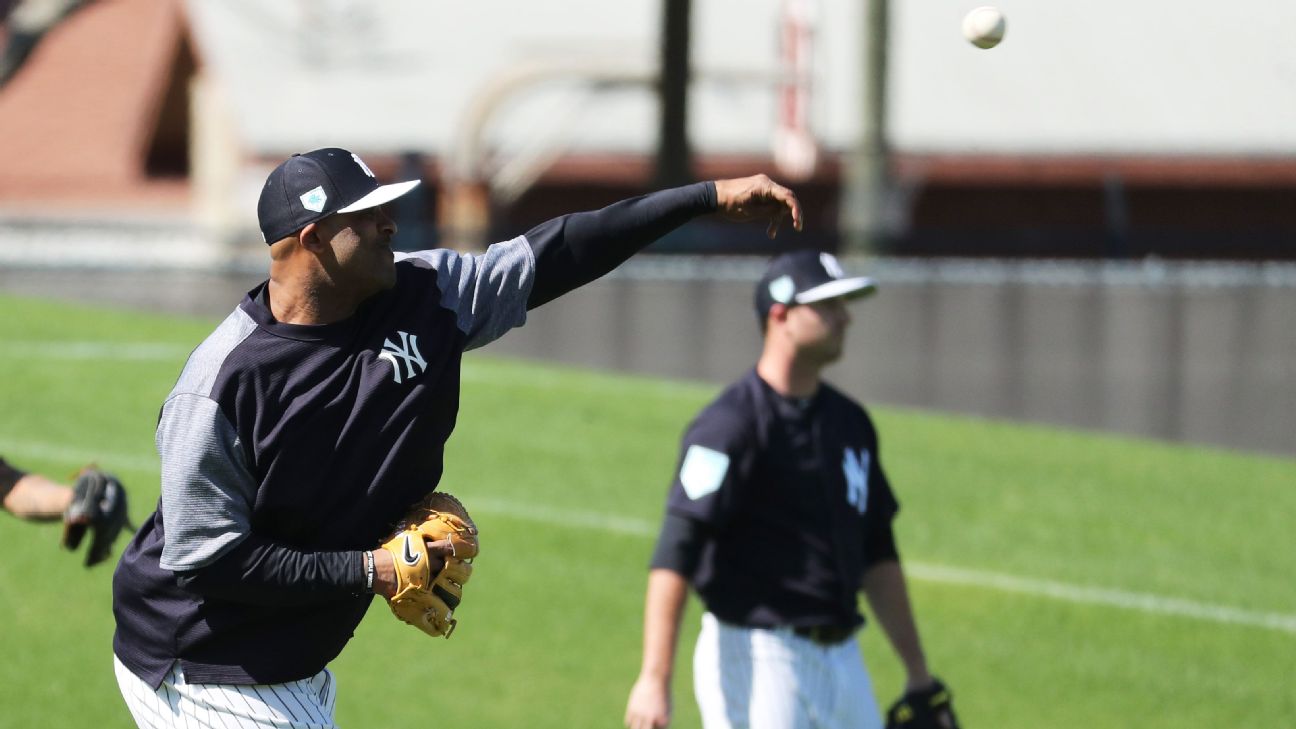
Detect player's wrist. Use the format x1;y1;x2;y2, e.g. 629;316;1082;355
903;671;936;694
637;662;673;683
370;548;398;597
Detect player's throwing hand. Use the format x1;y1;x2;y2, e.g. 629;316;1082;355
714;174;804;238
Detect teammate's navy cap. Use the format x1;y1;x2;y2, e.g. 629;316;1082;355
754;250;877;321
256;147;420;244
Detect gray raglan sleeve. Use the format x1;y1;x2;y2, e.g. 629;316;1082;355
155;392;257;572
158;392;365;603
397;236;535;351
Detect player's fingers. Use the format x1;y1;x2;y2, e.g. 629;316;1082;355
424;537;455;557
770;182;803;231
625;711;661;729
766;210;787;239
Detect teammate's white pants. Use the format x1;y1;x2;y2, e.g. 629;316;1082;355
114;655;339;729
693;612;883;729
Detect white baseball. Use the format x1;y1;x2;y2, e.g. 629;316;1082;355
962;6;1006;49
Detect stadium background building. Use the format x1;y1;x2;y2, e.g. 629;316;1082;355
0;0;1292;456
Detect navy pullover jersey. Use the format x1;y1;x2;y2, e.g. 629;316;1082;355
652;369;900;630
112;181;720;688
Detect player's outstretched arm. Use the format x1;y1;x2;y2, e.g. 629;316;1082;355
625;568;690;729
525;176;802;308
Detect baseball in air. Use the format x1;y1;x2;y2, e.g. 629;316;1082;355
962;6;1006;49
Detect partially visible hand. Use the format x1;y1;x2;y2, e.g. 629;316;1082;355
714;174;803;238
885;676;960;729
624;674;672;729
371;538;452;598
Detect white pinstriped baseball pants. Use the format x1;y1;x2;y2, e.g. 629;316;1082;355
114;655;339;728
693;613;883;729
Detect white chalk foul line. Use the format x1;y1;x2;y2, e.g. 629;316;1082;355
471;498;1296;636
1;341;192;361
3;437;1290;637
470;497;660;538
0;438;159;473
902;562;1296;636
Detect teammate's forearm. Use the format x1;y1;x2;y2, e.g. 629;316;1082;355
174;533;366;606
2;474;73;520
639;568;690;680
862;560;933;690
524;182;717;308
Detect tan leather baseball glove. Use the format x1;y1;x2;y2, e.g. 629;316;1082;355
378;491;478;638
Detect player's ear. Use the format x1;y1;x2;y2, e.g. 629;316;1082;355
298;222;325;252
768;302;791;326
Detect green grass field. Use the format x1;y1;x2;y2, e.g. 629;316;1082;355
0;292;1293;728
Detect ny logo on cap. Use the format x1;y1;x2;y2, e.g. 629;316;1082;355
300;186;328;213
820;253;846;279
352;153;376;178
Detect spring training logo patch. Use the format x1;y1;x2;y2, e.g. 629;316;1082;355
378;331;427;384
679;445;729;500
299;186;328;212
768;275;796;304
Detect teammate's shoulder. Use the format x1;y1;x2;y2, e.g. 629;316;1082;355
817;380;859;406
818;381;875;418
708;373;766;415
686;376;760;436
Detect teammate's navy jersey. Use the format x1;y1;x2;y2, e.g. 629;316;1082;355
111;241;534;687
655;369;899;630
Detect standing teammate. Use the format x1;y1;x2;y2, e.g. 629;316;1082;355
1;455;130;566
624;251;959;729
110;147;802;728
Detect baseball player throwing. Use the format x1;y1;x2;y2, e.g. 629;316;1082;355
109;147;802;728
624;251;960;729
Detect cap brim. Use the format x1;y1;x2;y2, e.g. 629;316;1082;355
336;180;421;213
794;277;878;304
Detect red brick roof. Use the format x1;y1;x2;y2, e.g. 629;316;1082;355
0;0;191;209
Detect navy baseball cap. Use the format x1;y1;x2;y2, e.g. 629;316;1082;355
257;148;420;244
754;250;877;321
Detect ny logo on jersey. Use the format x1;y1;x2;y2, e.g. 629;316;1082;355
378;331;427;384
843;447;870;514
